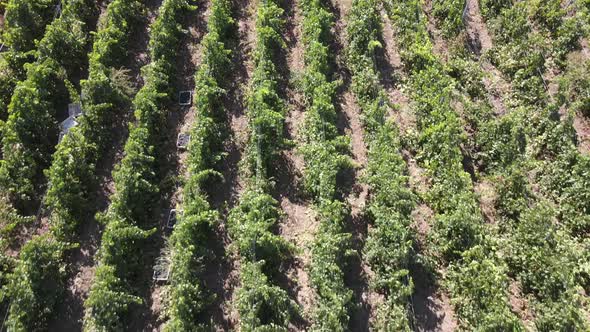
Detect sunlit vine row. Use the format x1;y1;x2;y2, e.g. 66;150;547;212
227;0;298;329
0;0;138;330
83;0;194;329
0;0;97;213
346;0;421;329
161;0;234;330
0;0;60;123
473;0;590;328
384;0;522;329
298;0;354;329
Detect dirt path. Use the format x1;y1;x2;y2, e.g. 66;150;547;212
274;0;316;328
329;0;378;330
379;10;414;134
464;0;492;55
581;38;590;59
464;0;513;116
206;0;259;329
331;0;367;214
422;0;449;61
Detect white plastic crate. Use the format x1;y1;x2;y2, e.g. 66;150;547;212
177;133;190;150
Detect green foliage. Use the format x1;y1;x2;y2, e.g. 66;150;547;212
506;205;578;299
446;55;487;100
447;245;524;331
530;0;562;31
236;262;297;331
363;125;416;329
0;0;141;329
418;0;590;327
539;151;590;236
385;0;435;73
162;0;233;329
0;0;60;121
36;3;94;75
0;250;15;303
551;16;584;66
346;0;418;329
245;0;286;177
478;0;590;327
163;200;216;331
83;264;143;332
3;0;59;51
309;200;353;331
0;0;96;213
527;107;577;159
430;198;482;260
535;292;590;331
347;0;382;70
484;2;561;103
0;60;68;211
479;0;512;20
90;0;142;70
0;196;34;244
432;0;465;38
384;0;522;328
488;38;548;104
299;0;352;201
44;131;97;239
3;236;70;331
84;0;192;329
558;56;590;116
229;189;292;271
487;2;530;44
228;0;299;329
494;167;531;220
229;188;295;330
297;1;357;329
475;112;526;171
497;201;589;328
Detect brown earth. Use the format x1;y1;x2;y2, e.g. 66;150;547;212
559;17;590;154
509;280;535;329
464;0;513;116
474;179;497;224
410;259;458;332
464;0;492;55
275;0;315;328
573;112;590;154
331;0;382;330
379;9;416;135
581;38;590;59
209;0;259;329
411;204;434;243
422;0;449;61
